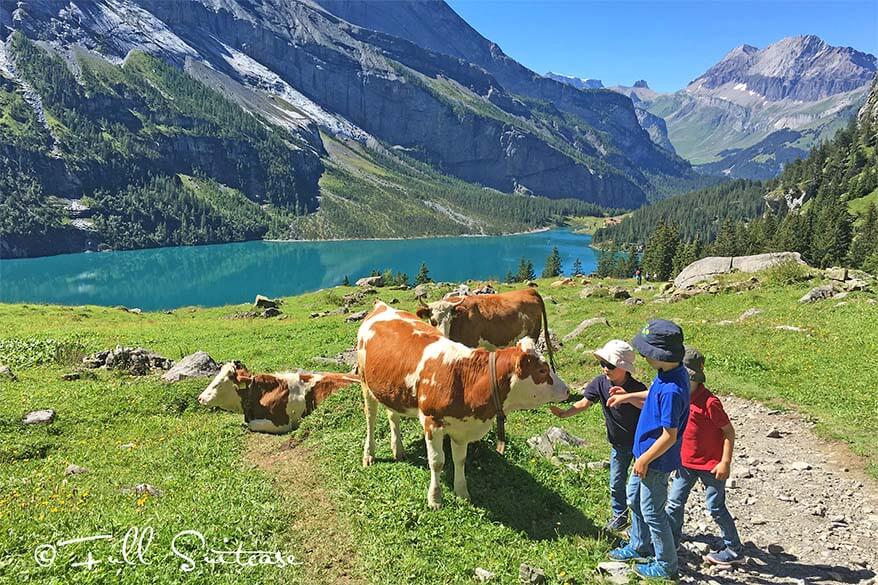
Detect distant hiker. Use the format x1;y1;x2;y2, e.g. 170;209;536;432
652;272;658;281
665;347;744;565
635;268;642;286
607;319;689;580
550;340;646;532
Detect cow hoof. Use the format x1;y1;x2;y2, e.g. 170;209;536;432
362;455;375;467
454;489;471;501
427;499;443;510
393;450;406;462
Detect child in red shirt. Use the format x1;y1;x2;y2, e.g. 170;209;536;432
665;347;744;565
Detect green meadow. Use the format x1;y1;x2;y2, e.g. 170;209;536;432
1;270;876;584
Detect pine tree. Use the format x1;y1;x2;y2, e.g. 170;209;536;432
516;257;535;282
570;258;583;276
642;222;680;281
415;262;431;285
848;204;877;268
542;246;562;278
342;275;350;286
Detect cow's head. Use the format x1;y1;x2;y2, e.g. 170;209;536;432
198;361;249;412
505;338;569;411
416;298;464;337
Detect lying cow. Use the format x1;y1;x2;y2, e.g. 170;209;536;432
416;287;556;369
358;301;569;508
197;362;359;434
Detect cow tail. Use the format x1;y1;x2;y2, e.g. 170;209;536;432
539;293;557;371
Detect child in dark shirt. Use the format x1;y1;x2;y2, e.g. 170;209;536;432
665;347;744;565
550;340;646;532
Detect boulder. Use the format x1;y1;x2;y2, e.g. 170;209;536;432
826;267;848;282
356;275;383;288
609;287;630;300
674;252;806;288
624;297;644;306
563;317;609;341
23;409;56;425
0;364;17;381
526;434;554;459
843;278;869;292
161;351;220;382
261;307;282;318
412;284;431;298
345;311;368;323
579;285;609;299
544;426;587;448
799;285;834;303
254;294;280;309
83;346;173;375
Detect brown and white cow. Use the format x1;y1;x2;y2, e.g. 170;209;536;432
415;287;556;369
358;301;569;508
197;363;359;434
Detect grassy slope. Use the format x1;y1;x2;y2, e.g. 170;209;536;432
1;273;876;583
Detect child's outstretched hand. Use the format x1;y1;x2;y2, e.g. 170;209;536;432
711;461;731;481
549;405;567;418
607;388;627;408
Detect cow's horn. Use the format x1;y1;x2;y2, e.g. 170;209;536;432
417;296;428;307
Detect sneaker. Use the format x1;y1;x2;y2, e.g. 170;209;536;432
633;560;678;580
608;543;649;562
604;514;629;532
706;546;745;565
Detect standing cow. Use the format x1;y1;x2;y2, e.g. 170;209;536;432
416;287;556;369
358;301;569;508
198;363;359;434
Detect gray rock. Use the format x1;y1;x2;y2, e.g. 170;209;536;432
623;297;644;306
84;346;173;375
161;351;219;382
261;307;282;318
587;460;610;470
738;307;762;321
674;252;805;288
843;278;869;291
825;267;848;281
775;325;805;332
767;544;784;555
412;283;431;298
23;409;56;425
0;364;17;381
563;316;610;341
356;276;383;288
122;484;163;497
597;561;631;584
536;329;562;356
519;563;546;584
345;311;368;323
65;464;89;476
799;285;834;303
474;567;495;582
254;294;280;309
609;287;630;299
766;428;782;438
790;461;811;471
526;435;554;459
544;426;587;448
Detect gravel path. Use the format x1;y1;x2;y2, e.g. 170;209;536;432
676;395;877;585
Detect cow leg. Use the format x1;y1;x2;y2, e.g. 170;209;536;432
450;439;470;501
387;410;405;461
362;385;378;467
424;423;446;509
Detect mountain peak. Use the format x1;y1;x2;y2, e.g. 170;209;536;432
544;72;603;89
632;79;649;88
689;35;876;101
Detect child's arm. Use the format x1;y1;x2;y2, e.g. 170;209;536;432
607;388;648;409
710;423;735;480
550;397;593;418
633;427;677;477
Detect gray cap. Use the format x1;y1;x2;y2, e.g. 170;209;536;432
683;346;706;384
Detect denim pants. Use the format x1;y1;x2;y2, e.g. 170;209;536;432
628;468;677;575
609;444;636;518
666;466;742;550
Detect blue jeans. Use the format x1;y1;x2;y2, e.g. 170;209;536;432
609;444;636;518
628;468;677;575
666;466;742;550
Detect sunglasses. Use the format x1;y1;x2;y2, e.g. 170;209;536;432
599;360;617;370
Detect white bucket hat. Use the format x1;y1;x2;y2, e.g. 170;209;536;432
593;339;636;374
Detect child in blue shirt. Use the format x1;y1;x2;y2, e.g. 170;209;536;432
607;319;689;580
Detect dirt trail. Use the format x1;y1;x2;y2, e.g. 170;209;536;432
246;434;366;585
676;395;877;585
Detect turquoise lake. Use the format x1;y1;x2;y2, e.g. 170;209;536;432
0;228;597;310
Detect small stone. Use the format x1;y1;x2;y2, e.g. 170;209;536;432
587;461;610;470
623;297;644;306
829;515;846;524
474;567;495;582
790;461;812;471
518;563;546;584
775;325;805;332
767;544;784;555
122;484;162;497
810;505;827;517
526;435;554;459
597;561;631;584
0;364;17;381
737;308;762;321
766;428;782;438
544;426;587;447
727;479;739;489
119;443;135;450
751;517;767;525
345;311;367;323
61;372;81;381
65;464;89;476
261;307;282;318
23;409;55;425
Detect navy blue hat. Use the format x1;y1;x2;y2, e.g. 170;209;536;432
631;319;685;363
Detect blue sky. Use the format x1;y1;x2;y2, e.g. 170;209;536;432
445;0;878;93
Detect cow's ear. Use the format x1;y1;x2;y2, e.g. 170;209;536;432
416;307;431;320
514;351;537;378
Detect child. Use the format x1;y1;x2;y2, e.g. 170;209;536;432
665;347;744;565
607;319;689;580
550;340;647;532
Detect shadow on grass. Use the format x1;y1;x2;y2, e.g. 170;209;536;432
399;436;600;542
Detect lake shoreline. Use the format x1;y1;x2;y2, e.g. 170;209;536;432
265;225;553;244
